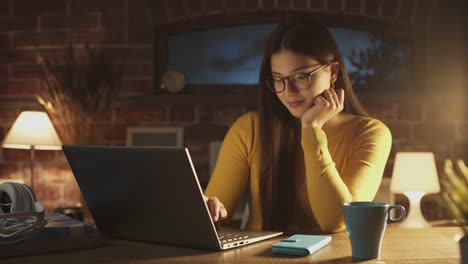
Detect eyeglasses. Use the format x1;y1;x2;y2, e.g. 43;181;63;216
265;61;333;93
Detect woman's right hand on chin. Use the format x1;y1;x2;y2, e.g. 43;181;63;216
203;195;227;222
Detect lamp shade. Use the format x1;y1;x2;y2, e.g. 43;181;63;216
2;111;62;150
390;152;440;194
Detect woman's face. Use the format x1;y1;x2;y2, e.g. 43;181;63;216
269;50;338;118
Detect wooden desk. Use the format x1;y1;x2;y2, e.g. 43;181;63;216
3;227;462;264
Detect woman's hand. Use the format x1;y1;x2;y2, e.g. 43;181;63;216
203;195;227;222
301;88;345;128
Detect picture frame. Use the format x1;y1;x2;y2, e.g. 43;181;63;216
126;127;184;147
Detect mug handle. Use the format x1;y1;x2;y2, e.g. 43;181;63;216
387;205;406;224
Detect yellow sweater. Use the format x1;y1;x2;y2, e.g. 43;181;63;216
205;112;392;233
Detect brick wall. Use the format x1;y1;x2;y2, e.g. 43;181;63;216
0;0;465;221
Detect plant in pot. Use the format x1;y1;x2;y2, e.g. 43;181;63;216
36;43;125;222
440;159;468;263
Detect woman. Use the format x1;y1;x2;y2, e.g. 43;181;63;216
204;18;392;233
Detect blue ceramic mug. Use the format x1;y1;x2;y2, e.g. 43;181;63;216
343;202;406;260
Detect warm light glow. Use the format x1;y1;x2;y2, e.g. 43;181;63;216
2;111;62;150
391;152;440;194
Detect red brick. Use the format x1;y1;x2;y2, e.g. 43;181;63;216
199;106;246;125
412;123;455;141
119;79;153;96
62;181;82;202
386;122;410;139
205;0;224;13
35;150;58;162
3;148;30;161
244;0;259;9
70;30;125;45
0;49;36;64
169;106;195;123
100;124;127;141
41;14;99;31
292;0;308;9
0;16;37;32
13;31;68;48
396;103;422;121
39;162;73;183
0;109;20;125
225;0;244;12
278;0;290;9
345;0;362;13
424;104;458;121
11;64;40;79
327;0;343;11
0;163;20;180
70;0;124;15
184;124;228;141
101;14;125;30
0;33;9;48
380;0;398;17
166;0;186;21
363;103;395;120
457;123;468;142
34;182;61;201
309;0;325;9
0;65;8;78
409;140;453;162
454;142;468;162
114;106;167;124
13;0;67;15
124;61;152;78
414;0;434;26
104;47;152;60
0;1;9;16
0;80;37;97
186;0;202;16
398;0;415;22
245;104;258;112
365;0;381;16
262;0;276;9
144;0;167;26
128;15;152;44
13;30;124;48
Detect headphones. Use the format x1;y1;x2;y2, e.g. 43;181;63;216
0;182;47;243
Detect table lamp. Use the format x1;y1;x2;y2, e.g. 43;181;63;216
2;111;62;192
390;152;440;228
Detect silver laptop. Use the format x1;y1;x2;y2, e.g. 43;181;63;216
62;145;282;250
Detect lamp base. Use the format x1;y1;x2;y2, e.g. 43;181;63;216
398;191;431;229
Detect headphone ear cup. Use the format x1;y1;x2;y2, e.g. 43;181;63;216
0;182;38;213
19;184;37;212
0;182;22;213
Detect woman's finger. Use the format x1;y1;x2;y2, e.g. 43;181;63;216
330;88;340;109
218;205;227;220
339;89;345;106
208;199;216;221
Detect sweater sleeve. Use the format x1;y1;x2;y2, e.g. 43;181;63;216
204;113;254;222
301;119;392;233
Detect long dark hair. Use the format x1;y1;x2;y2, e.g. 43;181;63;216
258;17;369;230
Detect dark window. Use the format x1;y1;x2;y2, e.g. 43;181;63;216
167;24;411;90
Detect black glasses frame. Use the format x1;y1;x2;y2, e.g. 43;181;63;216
266;61;333;93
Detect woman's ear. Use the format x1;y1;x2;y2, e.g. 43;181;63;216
330;62;340;83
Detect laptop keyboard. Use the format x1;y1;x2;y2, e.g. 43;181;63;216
218;233;249;243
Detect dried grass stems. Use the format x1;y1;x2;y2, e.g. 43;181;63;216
36;44;125;144
440;159;468;234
